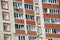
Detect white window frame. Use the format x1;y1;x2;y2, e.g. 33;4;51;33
28;36;34;40
18;35;25;40
15;23;24;30
42;0;59;4
14;12;23;19
2;2;8;9
35;7;39;14
44;18;50;23
24;4;33;10
34;0;38;3
26;14;34;20
3;13;9;20
4;23;10;31
27;25;35;31
13;2;22;9
5;36;10;40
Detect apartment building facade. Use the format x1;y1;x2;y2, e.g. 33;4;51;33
0;0;60;40
42;0;60;40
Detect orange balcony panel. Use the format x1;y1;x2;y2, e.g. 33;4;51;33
46;34;60;38
45;23;60;28
24;0;33;4
42;3;60;9
44;13;60;18
26;20;36;25
27;31;36;36
16;30;25;34
13;0;22;2
15;19;24;24
25;10;34;15
14;8;23;13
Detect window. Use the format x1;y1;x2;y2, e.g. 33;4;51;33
24;4;33;10
27;25;35;31
42;0;47;2
48;39;53;40
43;8;60;14
2;2;8;9
52;29;60;34
37;28;41;35
43;8;47;13
13;2;22;9
35;7;39;13
44;18;60;24
44;18;50;23
14;12;23;19
3;12;9;20
36;17;40;24
26;14;34;20
52;29;57;33
45;28;60;34
15;24;24;30
51;18;60;23
45;28;52;33
48;0;58;4
18;35;25;40
3;23;10;32
51;18;56;23
4;36;10;40
34;0;38;3
54;38;60;40
42;0;59;4
28;36;34;40
56;29;60;34
49;9;60;14
46;38;60;40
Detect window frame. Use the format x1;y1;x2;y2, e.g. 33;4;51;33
2;11;10;21
34;0;38;4
3;23;11;32
18;35;25;40
4;35;11;40
28;36;34;40
25;14;34;20
15;23;24;30
13;2;22;9
2;1;9;10
42;0;59;4
35;7;39;14
27;24;35;31
24;4;33;10
14;12;23;19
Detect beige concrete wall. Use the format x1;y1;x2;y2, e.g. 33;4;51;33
0;0;4;40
